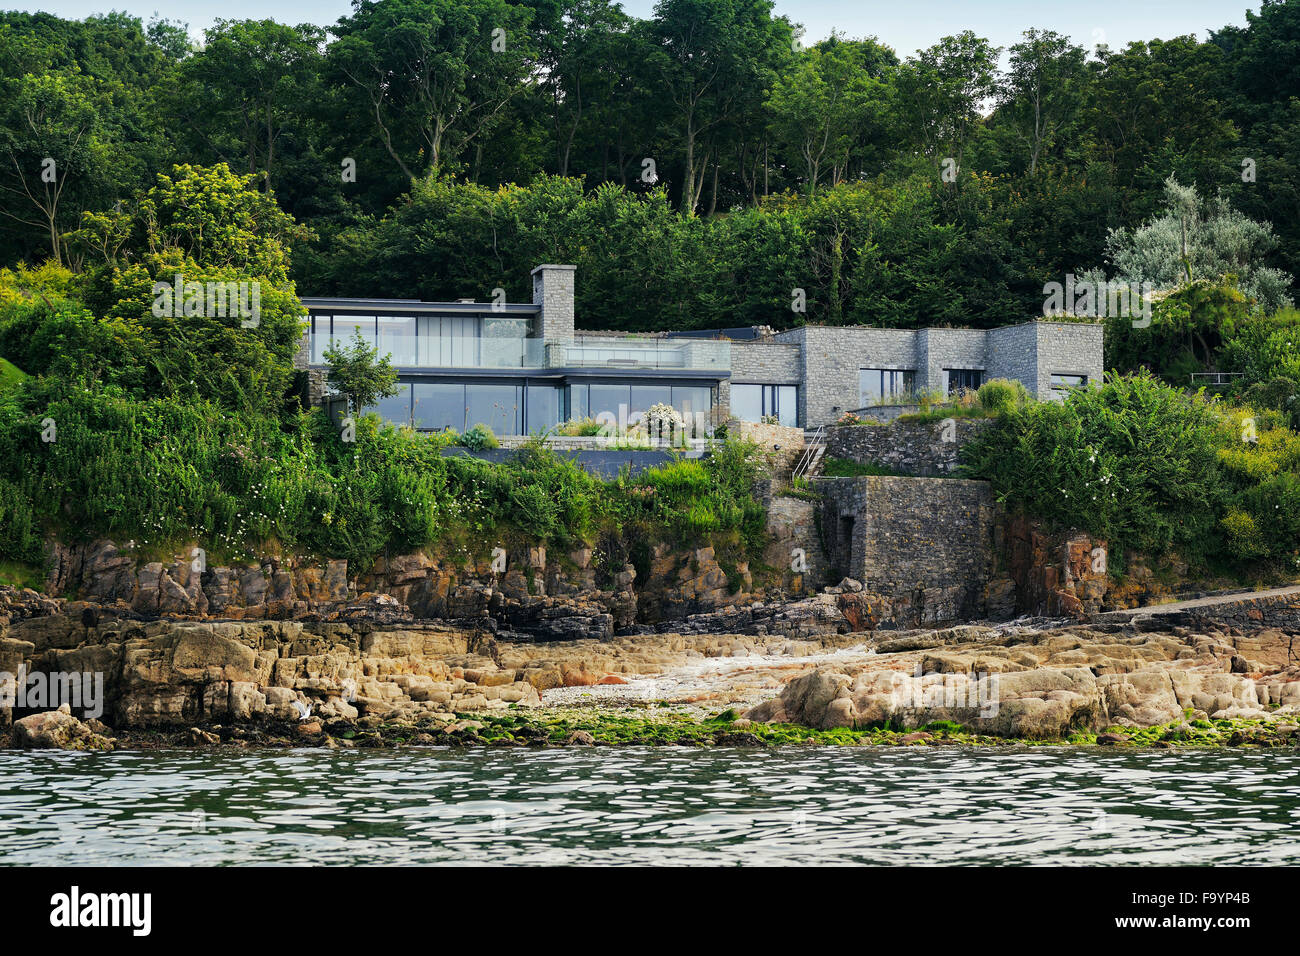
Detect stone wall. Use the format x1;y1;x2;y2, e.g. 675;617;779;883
818;476;997;627
728;340;803;384
915;328;988;393
776;326;919;427
987;321;1103;401
826;419;993;476
732;420;806;479
721;340;803;422
775;321;1106;424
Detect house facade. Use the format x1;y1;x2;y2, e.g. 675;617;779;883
296;264;1104;434
298;265;726;437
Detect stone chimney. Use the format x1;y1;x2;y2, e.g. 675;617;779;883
531;264;575;343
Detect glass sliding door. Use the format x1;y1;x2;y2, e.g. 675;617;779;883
567;383;588;421
465;383;521;435
372;382;413;426
630;384;673;421
588;384;630;424
412;383;466;431
729;383;795;426
775;385;797;426
525;384;561;434
730;384;762;422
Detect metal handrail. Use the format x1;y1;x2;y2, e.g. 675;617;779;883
1189;372;1243;386
792;424;826;481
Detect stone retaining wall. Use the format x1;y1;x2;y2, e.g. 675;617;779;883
818;476;997;627
827;419;993;476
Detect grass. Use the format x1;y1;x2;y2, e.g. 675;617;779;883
822;456;906;478
895;405;997;424
0;357;26;393
0;558;43;589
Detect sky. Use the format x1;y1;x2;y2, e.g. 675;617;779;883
11;0;1256;53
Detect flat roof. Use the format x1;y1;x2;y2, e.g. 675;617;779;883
301;296;539;315
789;318;1101;332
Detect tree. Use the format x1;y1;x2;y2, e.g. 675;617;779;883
1084;37;1236;216
328;0;535;181
64;163;312;412
533;0;630;177
647;0;793;214
177;19;324;192
0;72;130;266
999;29;1087;175
767;35;888;193
324;329;400;415
1105;176;1293;314
893;31;1000;167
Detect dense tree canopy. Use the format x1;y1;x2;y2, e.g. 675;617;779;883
0;0;1298;330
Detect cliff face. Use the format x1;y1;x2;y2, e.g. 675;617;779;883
995;515;1193;618
38;491;829;639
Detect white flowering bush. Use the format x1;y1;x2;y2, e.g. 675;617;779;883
642;402;683;440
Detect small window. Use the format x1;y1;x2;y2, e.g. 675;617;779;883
1050;373;1088;393
943;369;983;395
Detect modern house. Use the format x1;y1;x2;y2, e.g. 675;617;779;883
298;265;726;437
296;264;1103;434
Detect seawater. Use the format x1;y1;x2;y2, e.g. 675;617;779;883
2;746;1298;865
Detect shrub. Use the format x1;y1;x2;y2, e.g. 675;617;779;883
963;372;1227;562
460;423;499;450
0;475;42;563
1221;507;1267;560
323;330;400;415
556;417;605;437
976;378;1029;415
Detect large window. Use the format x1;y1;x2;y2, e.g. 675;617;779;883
672;385;713;428
310;314;332;364
310;311;540;369
587;384;629;423
333;315;376;352
372;383;413;425
466;383;522;434
943;368;983;395
412;383;465;431
417;314;479;366
567;383;716;429
730;384;797;426
858;368;915;406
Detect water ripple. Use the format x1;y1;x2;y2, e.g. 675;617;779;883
2;747;1299;865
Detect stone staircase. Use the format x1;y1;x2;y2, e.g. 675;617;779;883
792;426;827;480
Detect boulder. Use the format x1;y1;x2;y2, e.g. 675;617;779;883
12;706;113;750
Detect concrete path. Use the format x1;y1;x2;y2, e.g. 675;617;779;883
1096;584;1300;620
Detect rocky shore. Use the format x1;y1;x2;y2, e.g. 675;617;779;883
5;580;1300;750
